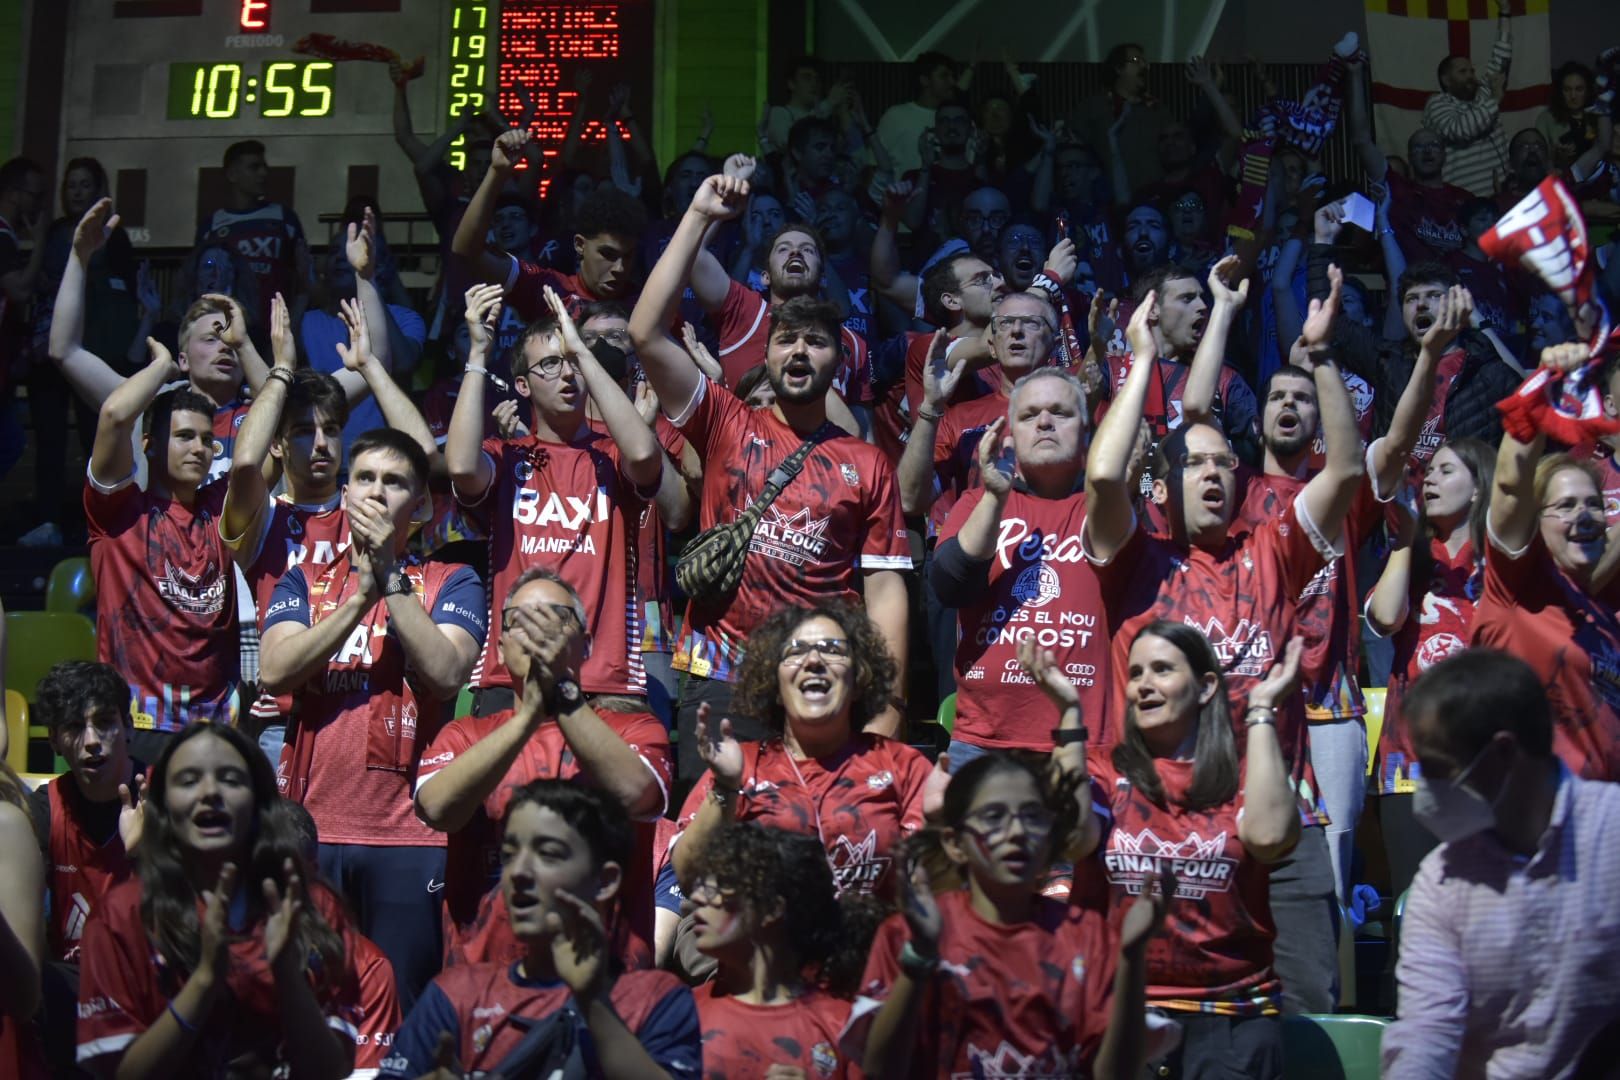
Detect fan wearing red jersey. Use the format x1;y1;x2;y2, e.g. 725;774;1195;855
76;724;359;1080
259;429;486;1009
1471;342;1620;782
686;824;873;1080
847;651;1170;1080
448;283;672;720
382;781;702;1079
85;341;241;761
0;763;47;1080
1082;625;1305;1078
631;175;912;776
415;570;670;969
453;128;646;320
1084;286;1364;1016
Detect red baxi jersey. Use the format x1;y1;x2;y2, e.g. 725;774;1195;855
676;735;931;898
502;258;618;322
670;380;911;681
845;889;1116;1079
461;430;646;695
77;878;361;1078
44;777;132;962
1087;498;1338;825
1471;531;1620;781
264;556;487;847
714;279;872;404
416;707;670;968
1374;536;1480;795
939;488;1111;751
1085;754;1283;1015
1234;462;1387;720
695;984;855;1080
85;473;240;734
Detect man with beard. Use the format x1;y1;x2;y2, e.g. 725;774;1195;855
630;174;911;781
904;103;985;235
1420;7;1513;197
1120;200;1171;284
1496;126;1614;211
956;186;1011;268
1071;41;1167;196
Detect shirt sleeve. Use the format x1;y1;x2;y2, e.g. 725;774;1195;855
262;566;312;632
628;984;703;1078
1219;368;1260;445
378;980;461;1080
430;566;490;644
665;375;739;462
455;435;507;511
349;935;403;1071
414;716;483;793
612;714;673;820
714;279;768;369
893;744;934;835
1381;861;1468;1078
837;913;910;1064
858;455;914;572
1266;495;1343;602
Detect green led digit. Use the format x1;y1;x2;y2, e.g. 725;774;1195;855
301;62;335;116
190;66;206;116
206;64;242;118
264;62;296;117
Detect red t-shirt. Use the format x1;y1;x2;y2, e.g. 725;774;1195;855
676;735;931;898
416;706;671;968
931;388;1010;530
1086;498;1336;825
713;279;872;405
602;415;687;655
85;474;240;734
1470;530;1620;780
940;488;1111;751
503;258;619;322
1409;346;1468;471
1234;466;1386;720
1386;170;1471;262
845;889;1116;1079
460;431;646;695
695;984;855;1080
420;375;515;555
77;878;361;1078
669;380;911;681
1591;443;1620;526
1305;369;1376;472
42;776;132;963
349;930;402;1073
1085;754;1283;1014
1375;536;1480;795
1101;351;1259;446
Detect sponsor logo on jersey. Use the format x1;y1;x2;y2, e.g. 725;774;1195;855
750;506;831;566
1415;631;1466;671
811;1041;839;1077
866;770;894;791
828;829;890;894
1011;563;1062;608
840;463;860;486
157;559;227;616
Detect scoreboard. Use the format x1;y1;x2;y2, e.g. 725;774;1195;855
62;0;652;249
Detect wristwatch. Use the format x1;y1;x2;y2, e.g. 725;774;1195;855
548;678;585;715
382;569;414;598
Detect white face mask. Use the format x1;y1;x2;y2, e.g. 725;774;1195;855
1412;741;1503;844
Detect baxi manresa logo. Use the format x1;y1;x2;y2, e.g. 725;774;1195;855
1011;563;1062;608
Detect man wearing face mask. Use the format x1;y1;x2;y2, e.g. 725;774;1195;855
1385;648;1620;1079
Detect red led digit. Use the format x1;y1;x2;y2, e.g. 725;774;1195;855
239;0;269;31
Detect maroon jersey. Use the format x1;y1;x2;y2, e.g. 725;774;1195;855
846;889;1116;1078
265;556;487;846
695;984;855;1080
350;930;402;1073
1086;754;1283;1015
1409;346;1468;471
1592;444;1620;525
460;431;647;695
503;258;620;322
713;280;872;405
670;380;911;681
195;203;306;332
85;474;240;734
77;878;361;1078
1086;498;1336;825
1375;536;1480;795
1471;533;1620;780
1102;352;1259;446
931;388;1010;531
41;777;132;963
416;707;671;968
634;417;687;653
420;375;513;555
940;488;1111;751
675;735;931;898
1386;170;1471;262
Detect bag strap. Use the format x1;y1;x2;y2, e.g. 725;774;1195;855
731;426;829;531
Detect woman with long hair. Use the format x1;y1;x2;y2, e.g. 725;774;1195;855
1536;61;1601;171
0;762;47;1078
671;601;944;903
1088;621;1304;1079
1365;439;1494;892
686;823;881;1078
75;723;358;1079
847;636;1168;1079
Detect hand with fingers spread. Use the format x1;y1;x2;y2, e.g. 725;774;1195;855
695;703;744;792
542;285;588;358
1421;285;1473;355
198;862;239;985
335;296;374;373
898;850;943;959
976;417;1015;498
118;777;145;854
1118;867;1176;954
493;398;528;440
463;282;504;357
1248;637;1305;712
1126;290;1158;361
492;128;530;174
691;175;749;221
921;330;965;413
1045;237;1078;287
268;293;296;372
1207;254;1249;309
546;889;613;1001
73;197;121;261
345;206;378;282
1298;264;1343;363
263;857;308;976
723;153;757;182
680;322;724;382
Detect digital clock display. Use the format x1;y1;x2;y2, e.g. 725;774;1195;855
166;61;336;120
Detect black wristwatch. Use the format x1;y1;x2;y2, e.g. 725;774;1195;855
382;569;414;598
548;678;585;715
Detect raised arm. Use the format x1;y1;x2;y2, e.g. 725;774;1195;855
1373;286;1472;495
1271;237;1306;351
445;283;504;504
1297;266;1368;540
1489;345;1578;553
1366;501;1417;637
861;568;908;739
221;293;295;555
1183;256;1249;426
210;294;270;395
335;296;437;462
48;199;125;410
870;182;920;312
1084;298;1159;562
1344;58;1388;180
896;331;962;515
629;174;749;417
692;155;756;311
452;128;528;285
1422;91;1500;144
545;285;661;488
334;206;399;408
90;340;179;487
1235;638;1305;863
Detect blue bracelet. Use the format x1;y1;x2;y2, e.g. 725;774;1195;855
167;1000;198;1034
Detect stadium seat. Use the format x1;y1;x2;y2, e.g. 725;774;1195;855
5;611;98;704
937;692;956;735
453;684;475;721
1282;1013;1387;1079
4;690;27;774
44;556;96;616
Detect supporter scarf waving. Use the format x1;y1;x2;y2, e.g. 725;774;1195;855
1481;175;1620;445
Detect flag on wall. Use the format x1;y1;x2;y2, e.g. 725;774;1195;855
1364;0;1551;162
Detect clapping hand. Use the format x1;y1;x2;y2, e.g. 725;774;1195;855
695;703;744;791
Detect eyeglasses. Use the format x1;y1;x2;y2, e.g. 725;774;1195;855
1179;451;1239;471
521;354;578;380
962;804;1057;839
686;879;739;907
960;212;1010;231
581;329;632;349
780;638;851;665
501;602;583;631
960;270;1000;290
1541;497;1604;523
991;315;1052;334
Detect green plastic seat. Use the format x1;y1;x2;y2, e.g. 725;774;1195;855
5;611;99;704
1282;1014;1388;1080
3;689;27;774
453;684;475;721
45;557;96;616
937;692;956;735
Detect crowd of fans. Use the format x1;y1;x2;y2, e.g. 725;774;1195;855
2;15;1620;1078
